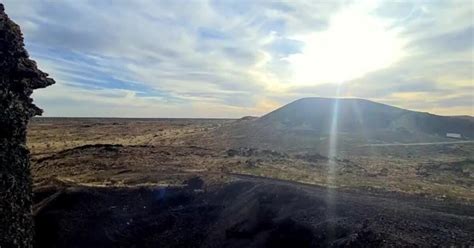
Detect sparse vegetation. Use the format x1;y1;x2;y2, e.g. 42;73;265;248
28;117;474;202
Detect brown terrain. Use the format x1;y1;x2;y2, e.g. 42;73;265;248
28;116;474;247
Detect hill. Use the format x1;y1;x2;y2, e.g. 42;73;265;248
208;97;474;153
260;97;473;138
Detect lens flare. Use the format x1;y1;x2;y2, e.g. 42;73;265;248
325;84;342;240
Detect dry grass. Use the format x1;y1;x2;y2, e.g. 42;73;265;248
28;117;474;202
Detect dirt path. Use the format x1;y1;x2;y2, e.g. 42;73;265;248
230;173;474;219
359;140;474;147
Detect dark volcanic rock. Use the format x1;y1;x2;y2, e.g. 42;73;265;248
33;181;474;247
184;176;205;190
0;4;55;247
226;147;287;158
294;152;328;163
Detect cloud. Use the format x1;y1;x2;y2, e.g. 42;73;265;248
415;26;473;53
2;0;473;117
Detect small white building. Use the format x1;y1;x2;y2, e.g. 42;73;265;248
446;133;462;139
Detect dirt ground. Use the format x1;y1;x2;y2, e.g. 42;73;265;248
34;177;473;247
27;118;474;247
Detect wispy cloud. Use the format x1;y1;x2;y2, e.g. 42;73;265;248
3;0;473;117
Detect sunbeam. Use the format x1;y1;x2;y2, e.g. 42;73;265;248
327;86;342;185
325;84;343;241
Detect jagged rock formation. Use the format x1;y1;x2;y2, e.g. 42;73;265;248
0;4;55;247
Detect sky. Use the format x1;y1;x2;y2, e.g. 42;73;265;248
4;0;474;117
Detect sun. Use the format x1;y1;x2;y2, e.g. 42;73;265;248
285;1;406;86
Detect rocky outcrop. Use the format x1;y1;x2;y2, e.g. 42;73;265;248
0;3;55;247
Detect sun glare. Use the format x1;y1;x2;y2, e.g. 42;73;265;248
285;2;406;86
